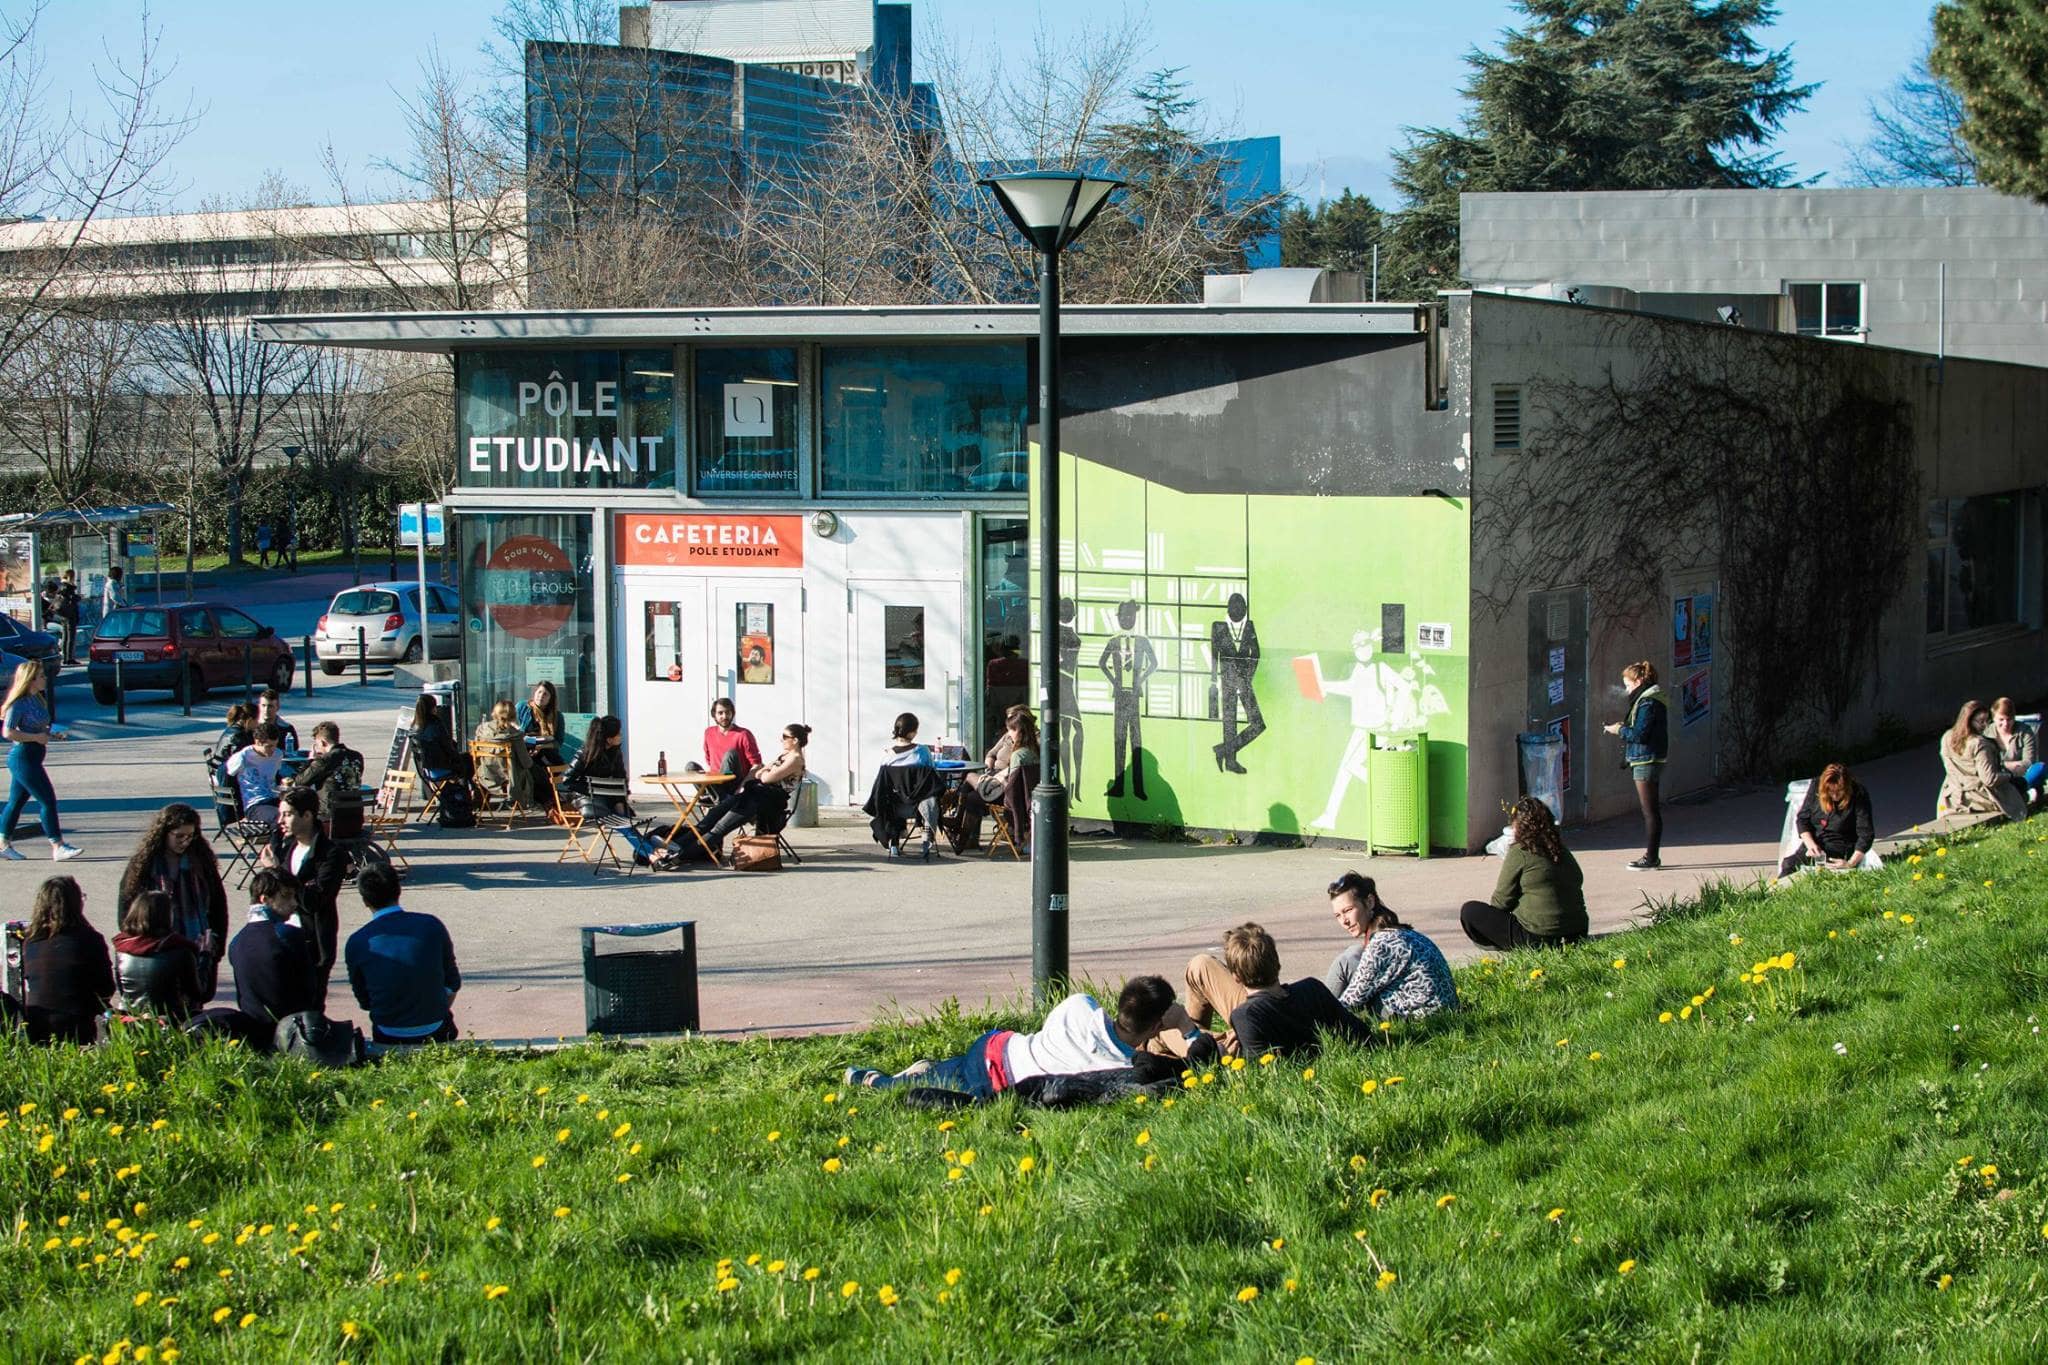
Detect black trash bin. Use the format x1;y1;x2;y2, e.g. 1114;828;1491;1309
582;921;698;1036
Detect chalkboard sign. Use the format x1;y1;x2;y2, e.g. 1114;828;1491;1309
374;708;415;814
1380;602;1406;657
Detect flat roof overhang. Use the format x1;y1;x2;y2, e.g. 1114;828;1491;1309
249;303;1430;352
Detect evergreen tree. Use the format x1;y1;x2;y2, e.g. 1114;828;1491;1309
1386;0;1813;291
1932;0;2048;202
1280;190;1387;278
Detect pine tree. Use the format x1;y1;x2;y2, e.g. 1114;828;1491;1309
1931;0;2048;202
1386;0;1814;290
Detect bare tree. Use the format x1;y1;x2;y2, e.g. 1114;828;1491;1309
0;307;152;505
0;2;192;376
1844;44;1978;188
138;211;316;566
320;48;527;312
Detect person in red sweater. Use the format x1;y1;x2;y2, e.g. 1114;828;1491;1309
702;698;763;776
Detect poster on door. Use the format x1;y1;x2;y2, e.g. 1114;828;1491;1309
1673;595;1693;667
1680;668;1711;728
737;602;774;685
1547;715;1572;792
1690;592;1713;665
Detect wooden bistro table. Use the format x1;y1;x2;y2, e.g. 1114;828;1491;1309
639;771;735;861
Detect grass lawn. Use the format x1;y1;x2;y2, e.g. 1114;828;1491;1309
6;825;2048;1362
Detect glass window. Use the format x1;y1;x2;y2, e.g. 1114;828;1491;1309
1789;282;1863;339
459;512;597;733
99;609;167;639
216;609;263;640
1927;492;2030;635
883;605;925;689
821;343;1029;495
978;517;1029;749
694;347;798;494
737;603;775;684
178;607;214;638
645;601;684;681
457;348;675;490
332;590;400;617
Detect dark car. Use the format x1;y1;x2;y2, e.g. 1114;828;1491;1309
87;602;294;705
0;613;63;677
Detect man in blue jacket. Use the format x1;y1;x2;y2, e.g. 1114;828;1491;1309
344;864;460;1044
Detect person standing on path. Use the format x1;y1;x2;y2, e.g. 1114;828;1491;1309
1604;660;1668;870
100;565;126;618
0;661;80;862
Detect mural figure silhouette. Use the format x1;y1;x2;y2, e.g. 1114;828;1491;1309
1099;599;1156;800
1304;628;1448;830
1210;591;1264;773
1057;596;1083;792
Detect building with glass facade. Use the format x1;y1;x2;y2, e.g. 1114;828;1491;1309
256;289;2045;850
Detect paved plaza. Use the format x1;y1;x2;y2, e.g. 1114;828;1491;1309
10;609;1951;1043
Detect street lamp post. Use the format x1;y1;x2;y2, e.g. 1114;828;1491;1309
978;169;1122;1005
281;445;301;573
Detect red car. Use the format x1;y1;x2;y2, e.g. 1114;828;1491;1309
88;601;296;705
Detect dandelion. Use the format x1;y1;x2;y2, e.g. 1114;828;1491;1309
804;1267;821;1281
1270;1238;1286;1250
1658;1011;1673;1023
342;1322;360;1339
1556;1038;1569;1048
937;1120;956;1132
1301;1067;1315;1080
1618;1260;1636;1275
1018;1155;1036;1174
766;1131;781;1143
1236;1285;1260;1303
945;1267;962;1286
823;1158;843;1174
555;1128;571;1144
958;1149;977;1167
877;1284;900;1307
553;1206;570;1219
1435;1194;1457;1209
1936;847;1947;857
212;1309;232;1325
1135;1130;1151;1147
1547;1208;1565;1221
1680;1006;1693;1020
1369;1188;1390;1209
1360;1079;1378;1096
823;1092;838;1104
1690;995;1704;1008
947;1168;964;1181
1938;1274;1953;1291
1528;968;1544;980
237;1314;256;1329
530;1155;546;1169
1729;934;1743;945
1376;1269;1398;1291
716;1276;739;1293
616;1173;632;1184
484;1285;510;1301
1587;1052;1603;1061
1349;1154;1368;1172
134;1292;152;1307
485;1216;502;1231
841;1281;859;1299
612;1122;632;1140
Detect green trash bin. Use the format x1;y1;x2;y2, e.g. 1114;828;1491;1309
582;921;698;1036
1366;731;1431;858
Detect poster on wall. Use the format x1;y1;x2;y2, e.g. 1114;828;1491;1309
1548;645;1565;676
1690;592;1714;665
483;535;577;639
1547;715;1572;792
1547;676;1567;706
1681;669;1711;728
0;532;35;620
1673;595;1693;667
1417;622;1452;650
737;602;774;684
644;600;683;681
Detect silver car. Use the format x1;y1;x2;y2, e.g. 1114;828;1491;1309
313;582;460;673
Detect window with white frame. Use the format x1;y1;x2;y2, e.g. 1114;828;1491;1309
1788;282;1865;340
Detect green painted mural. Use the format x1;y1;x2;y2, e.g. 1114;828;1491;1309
1037;449;1470;848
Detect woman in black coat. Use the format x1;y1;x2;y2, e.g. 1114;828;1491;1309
112;890;205;1022
261;788;348;998
19;875;113;1042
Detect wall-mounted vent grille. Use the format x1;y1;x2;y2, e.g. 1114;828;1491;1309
1493;385;1523;450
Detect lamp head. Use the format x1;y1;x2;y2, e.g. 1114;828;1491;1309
978;171;1123;255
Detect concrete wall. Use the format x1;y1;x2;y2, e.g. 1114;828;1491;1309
1464;291;2048;836
1462;188;2048;368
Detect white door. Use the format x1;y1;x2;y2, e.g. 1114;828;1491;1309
851;579;964;799
619;574;709;779
713;581;805;749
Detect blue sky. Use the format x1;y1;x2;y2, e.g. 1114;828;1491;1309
35;0;1939;211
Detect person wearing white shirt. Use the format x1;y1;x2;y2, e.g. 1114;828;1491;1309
844;977;1175;1097
225;722;286;823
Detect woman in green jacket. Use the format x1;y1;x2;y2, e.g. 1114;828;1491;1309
1461;797;1588;949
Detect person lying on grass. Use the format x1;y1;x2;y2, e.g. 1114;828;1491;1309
1323;871;1458;1020
1216;921;1378;1059
845;976;1176;1098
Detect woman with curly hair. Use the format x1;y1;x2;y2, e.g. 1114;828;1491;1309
1461;797;1588;949
118;803;228;1001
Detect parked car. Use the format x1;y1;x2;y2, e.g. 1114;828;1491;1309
312;581;461;674
87;602;295;705
0;612;63;677
962;450;1029;492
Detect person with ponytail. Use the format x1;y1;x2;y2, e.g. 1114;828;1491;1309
686;722;810;860
1323;871;1457;1019
1604;660;1668;869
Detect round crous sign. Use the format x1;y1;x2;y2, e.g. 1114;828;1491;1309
483;535;577;640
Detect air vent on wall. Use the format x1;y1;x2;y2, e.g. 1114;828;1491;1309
1493;384;1523;451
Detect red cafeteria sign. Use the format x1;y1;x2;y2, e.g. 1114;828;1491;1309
616;513;804;568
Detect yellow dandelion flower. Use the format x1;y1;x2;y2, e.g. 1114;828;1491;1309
485;1216;502;1230
1936;847;1947;857
958;1149;976;1167
1017;1154;1037;1174
1236;1285;1260;1303
612;1122;632;1139
877;1284;900;1307
1270;1237;1286;1250
766;1131;781;1142
945;1267;962;1286
716;1276;739;1293
616;1173;632;1184
484;1285;510;1301
133;1291;152;1307
1618;1259;1636;1275
823;1092;839;1104
1258;1052;1276;1067
803;1267;821;1281
1361;1079;1378;1095
555;1128;571;1144
1938;1274;1952;1291
1679;1006;1692;1020
1547;1207;1565;1221
841;1281;860;1298
1528;968;1544;980
1901;914;1915;925
342;1321;360;1339
553;1206;570;1218
1588;1052;1603;1061
1135;1130;1151;1146
1369;1188;1390;1208
1301;1067;1316;1080
1376;1269;1398;1291
1612;957;1626;970
237;1313;256;1329
823;1158;843;1173
946;1168;964;1181
530;1155;546;1169
212;1308;232;1325
1658;1012;1673;1023
937;1120;956;1132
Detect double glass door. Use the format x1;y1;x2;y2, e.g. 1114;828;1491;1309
622;575;803;779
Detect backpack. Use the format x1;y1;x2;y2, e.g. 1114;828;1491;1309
434;781;479;828
274;1011;367;1067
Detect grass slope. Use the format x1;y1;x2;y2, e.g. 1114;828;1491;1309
6;826;2048;1363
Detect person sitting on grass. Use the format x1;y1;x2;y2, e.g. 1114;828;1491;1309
1939;699;2028;825
112;889;206;1022
844;976;1176;1098
1777;763;1879;879
1323;871;1458;1020
1460;797;1588;951
18;875;112;1043
1990;697;2045;806
225;722;287;824
1216;922;1379;1059
228;870;323;1031
344;864;461;1046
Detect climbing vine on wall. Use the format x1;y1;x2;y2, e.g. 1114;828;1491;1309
1473;314;1921;776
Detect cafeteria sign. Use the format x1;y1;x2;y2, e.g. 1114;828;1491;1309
617;513;804;569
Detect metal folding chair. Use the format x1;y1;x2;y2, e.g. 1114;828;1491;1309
580;778;636;876
209;772;275;889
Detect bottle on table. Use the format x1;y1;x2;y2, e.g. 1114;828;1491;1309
657;750;668;777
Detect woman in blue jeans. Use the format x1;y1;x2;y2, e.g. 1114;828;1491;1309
1;661;81;862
